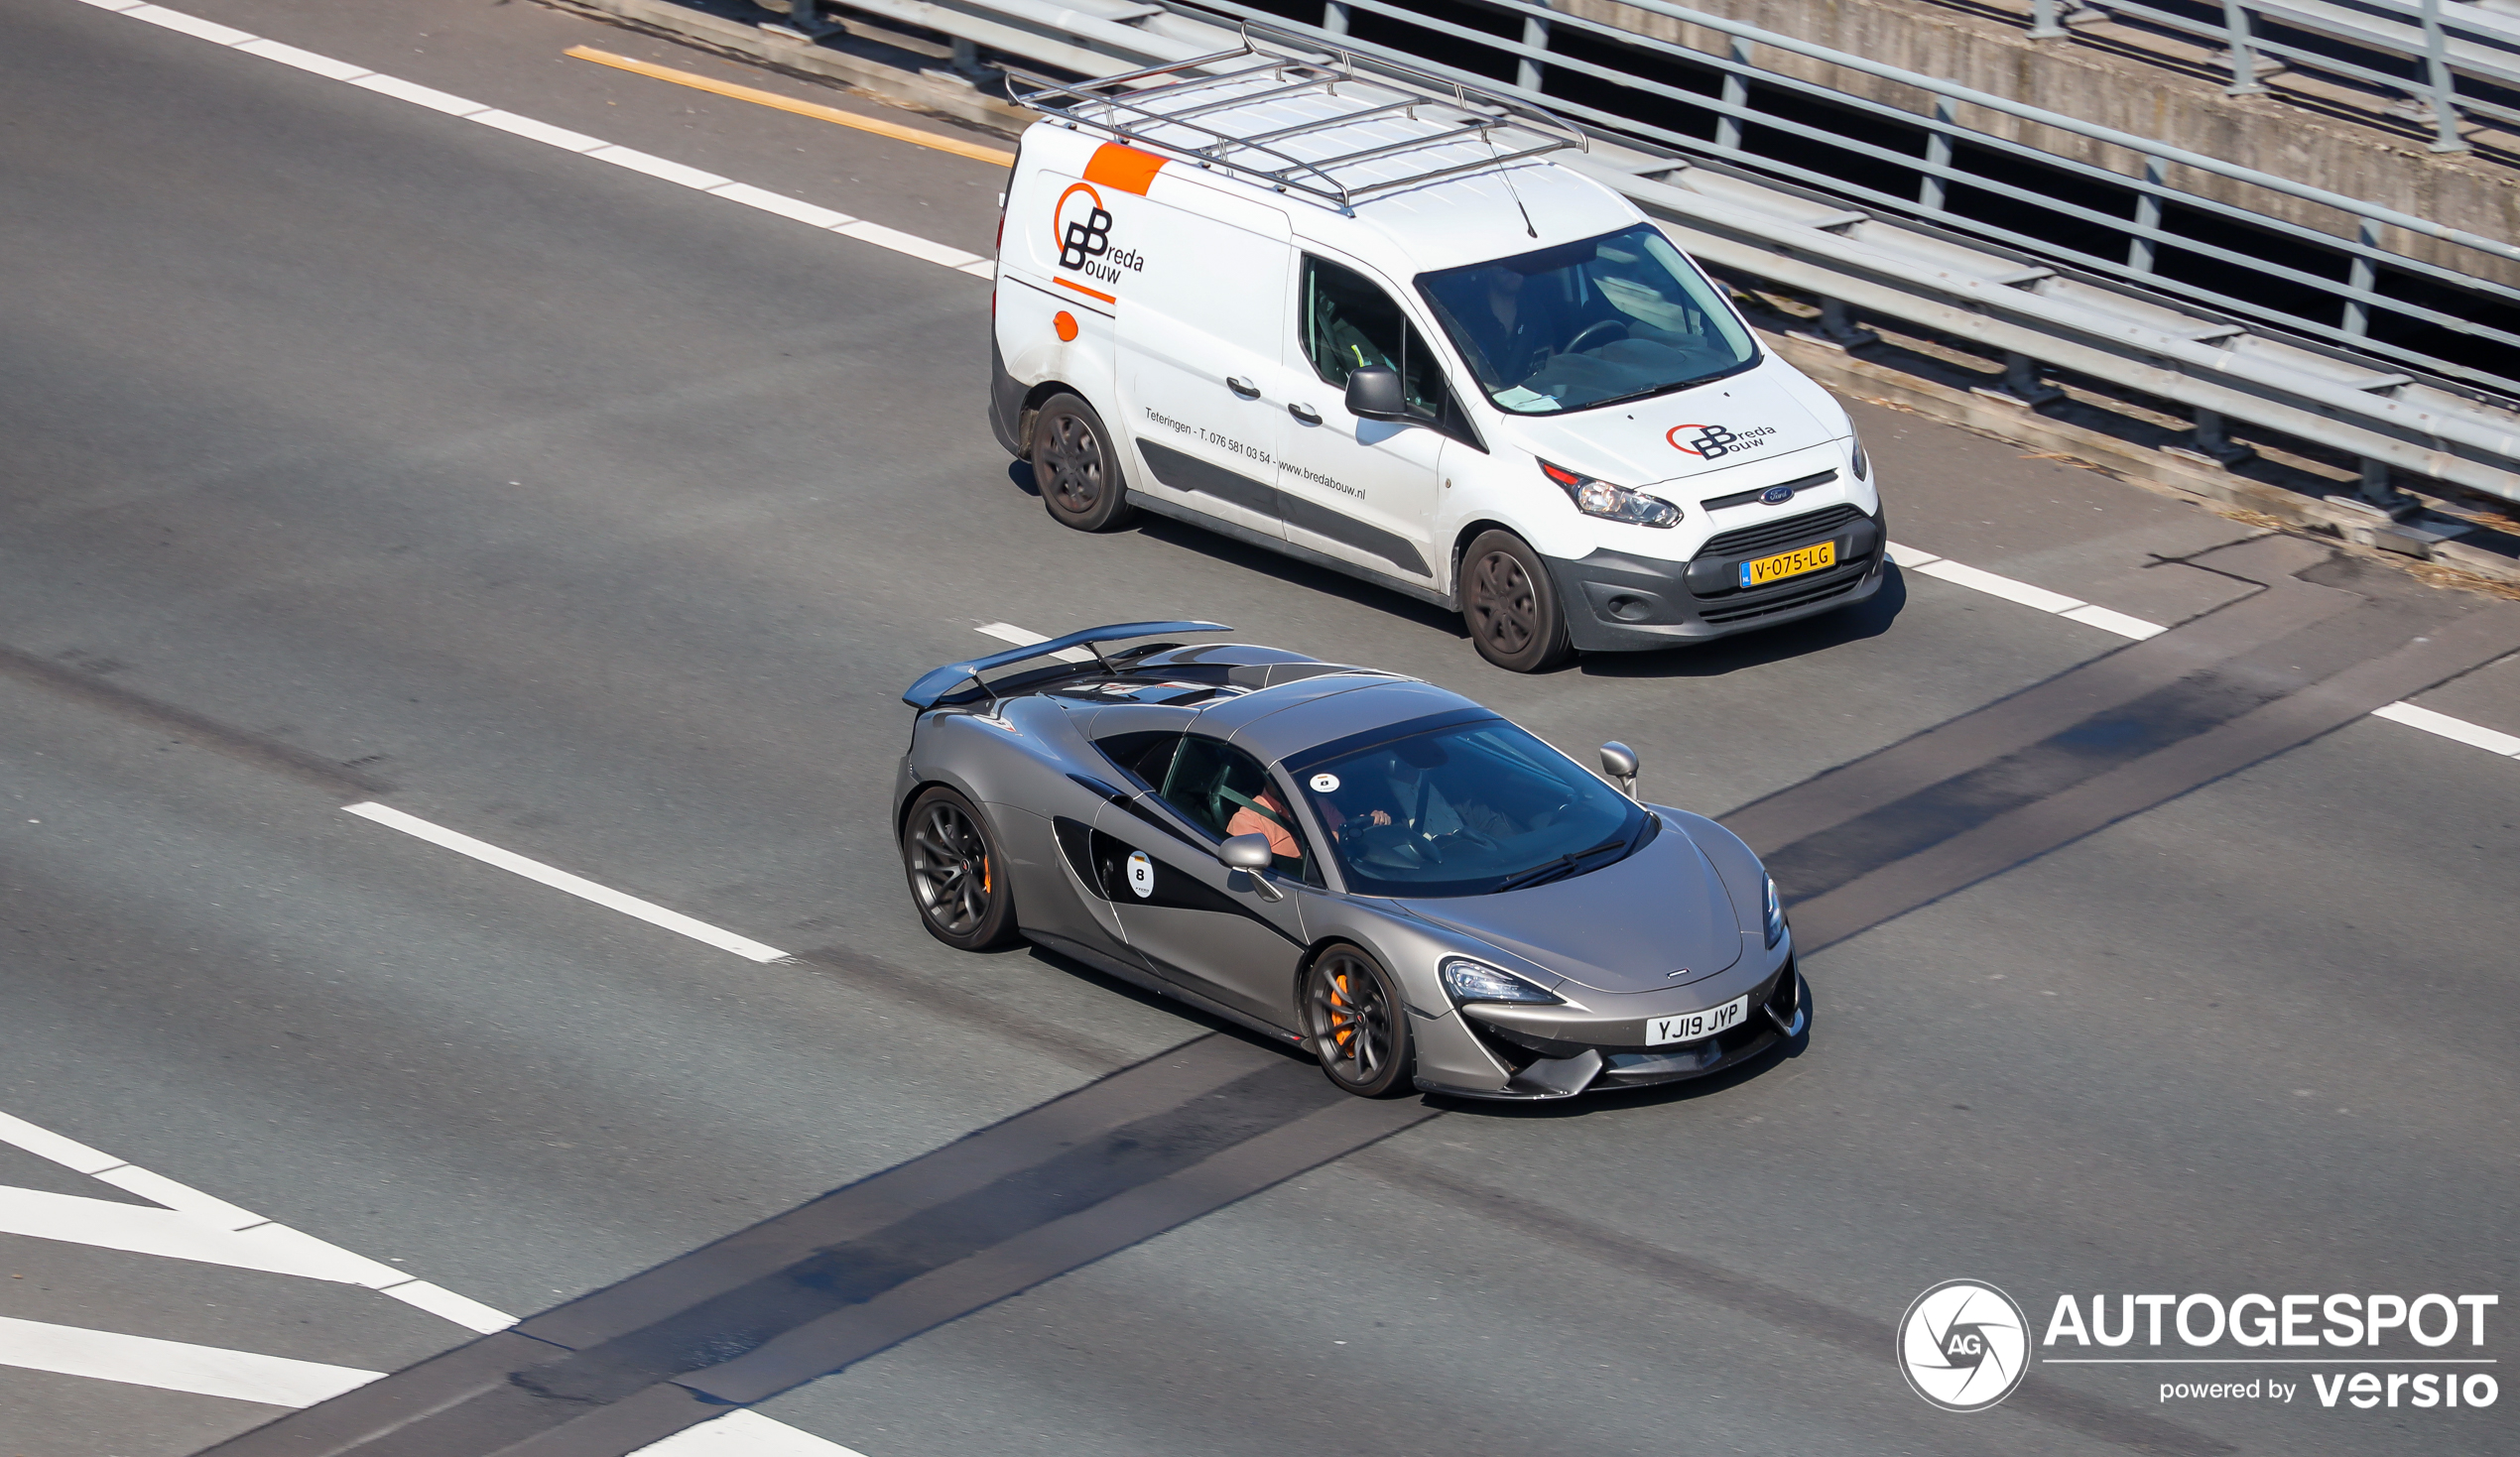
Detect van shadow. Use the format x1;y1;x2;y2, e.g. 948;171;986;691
1573;565;1907;681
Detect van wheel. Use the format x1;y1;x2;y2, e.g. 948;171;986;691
1032;393;1135;533
1461;530;1573;672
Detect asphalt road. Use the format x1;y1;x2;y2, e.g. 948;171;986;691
2;0;2515;1453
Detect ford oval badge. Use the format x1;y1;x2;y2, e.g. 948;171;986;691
1760;485;1796;506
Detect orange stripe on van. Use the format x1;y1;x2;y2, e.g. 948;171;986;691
1082;143;1167;195
1054;276;1118;304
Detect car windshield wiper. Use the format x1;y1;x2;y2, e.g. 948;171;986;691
1493;834;1629;894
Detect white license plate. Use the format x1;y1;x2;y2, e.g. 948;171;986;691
1647;994;1749;1045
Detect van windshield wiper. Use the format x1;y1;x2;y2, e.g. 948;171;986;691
1493;834;1628;894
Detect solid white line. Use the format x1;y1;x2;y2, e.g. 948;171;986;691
0;1185;405;1285
1914;557;2087;615
90;1163;266;1228
2057;602;2167;640
2372;699;2520;756
233;37;369;79
591;145;732;191
348;72;487;117
977;622;1095;664
342;802;792;962
1883;540;1943;569
834;218;983;268
471;108;607;153
630;1409;874;1456
0;1108;122;1173
0;1314;381;1407
708;181;856;230
125;3;251;44
380;1279;519;1334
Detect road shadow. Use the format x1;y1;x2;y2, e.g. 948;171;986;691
1573;565;1907;681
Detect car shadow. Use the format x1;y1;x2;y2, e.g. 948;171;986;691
1123;509;1469;641
1572;566;1907;680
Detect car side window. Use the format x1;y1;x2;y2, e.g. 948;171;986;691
1158;736;1314;879
1300;255;1481;447
1095;730;1182;792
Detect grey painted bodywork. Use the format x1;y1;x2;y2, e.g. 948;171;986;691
895;638;1802;1098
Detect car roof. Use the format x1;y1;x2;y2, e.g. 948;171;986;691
1198;674;1491;767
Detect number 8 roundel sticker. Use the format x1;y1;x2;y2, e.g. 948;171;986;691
1126;850;1154;899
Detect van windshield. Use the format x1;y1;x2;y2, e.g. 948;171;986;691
1417;225;1757;415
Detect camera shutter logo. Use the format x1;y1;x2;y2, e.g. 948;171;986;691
1898;1279;2031;1412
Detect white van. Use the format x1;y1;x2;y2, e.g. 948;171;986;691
987;36;1885;671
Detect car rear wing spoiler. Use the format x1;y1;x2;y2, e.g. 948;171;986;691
902;621;1231;710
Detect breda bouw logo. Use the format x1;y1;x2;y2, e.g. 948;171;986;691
1052;182;1142;287
1898;1279;2032;1411
1666;423;1777;459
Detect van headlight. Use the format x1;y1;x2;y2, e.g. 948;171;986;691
1441;957;1563;1005
1849;434;1870;481
1763;874;1787;948
1539;460;1681;529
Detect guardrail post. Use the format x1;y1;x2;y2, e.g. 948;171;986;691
761;0;833;42
2415;0;2471;153
2343;218;2380;339
1715;37;1753;154
1919;96;1955;214
1981;351;2065;408
2029;0;2066;39
2218;2;2272;94
1323;2;1349;37
2169;408;2253;465
1816;298;1880;350
2354;459;2419;517
1519;0;1553;94
2126;155;2166;275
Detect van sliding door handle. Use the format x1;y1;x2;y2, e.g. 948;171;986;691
1288;403;1323;425
1225;376;1260;399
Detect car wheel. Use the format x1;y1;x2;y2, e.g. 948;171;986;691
1303;945;1414;1098
1031;393;1135;533
901;787;1019;951
1460;530;1573;672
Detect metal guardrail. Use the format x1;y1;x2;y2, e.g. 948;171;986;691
2019;0;2520;153
782;0;2520;510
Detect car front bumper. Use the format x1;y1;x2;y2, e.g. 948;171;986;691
1544;506;1886;652
1413;956;1807;1101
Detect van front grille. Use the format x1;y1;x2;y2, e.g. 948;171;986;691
1698;503;1864;562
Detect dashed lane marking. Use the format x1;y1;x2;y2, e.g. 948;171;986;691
72;0;998;279
1885;542;2516;764
343;802;792;963
566;46;1016;168
0;1315;383;1407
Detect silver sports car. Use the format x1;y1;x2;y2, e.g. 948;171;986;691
894;622;1806;1099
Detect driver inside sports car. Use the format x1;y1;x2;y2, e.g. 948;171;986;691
1299;744;1512;849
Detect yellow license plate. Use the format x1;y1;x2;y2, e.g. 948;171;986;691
1740;540;1835;588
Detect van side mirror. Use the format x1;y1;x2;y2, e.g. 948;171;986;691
1599;741;1639;799
1344;365;1407;423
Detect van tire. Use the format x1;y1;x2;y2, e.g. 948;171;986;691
1032;393;1135;533
1460;530;1574;672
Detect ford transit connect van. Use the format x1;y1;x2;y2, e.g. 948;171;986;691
987;35;1884;671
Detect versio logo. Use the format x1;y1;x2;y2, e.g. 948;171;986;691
1900;1279;2032;1412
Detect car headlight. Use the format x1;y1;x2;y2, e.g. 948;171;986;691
1441;957;1562;1005
1763;873;1787;948
1849;434;1870;481
1539;460;1681;529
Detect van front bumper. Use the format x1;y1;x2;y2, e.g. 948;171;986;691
1543;506;1885;651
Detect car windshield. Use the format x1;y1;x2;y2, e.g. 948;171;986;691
1417;224;1757;415
1293;718;1647;898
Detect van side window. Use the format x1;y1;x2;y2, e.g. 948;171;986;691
1300;255;1480;447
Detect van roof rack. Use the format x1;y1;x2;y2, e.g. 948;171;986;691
1003;20;1586;214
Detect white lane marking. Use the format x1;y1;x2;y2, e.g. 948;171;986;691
1913;556;2088;615
2058;602;2168;640
90;1163;266;1228
1889;541;2519;760
2373;699;2520;756
81;0;986;279
0;1186;403;1285
378;1279;519;1334
630;1409;874;1456
343;802;791;963
471;108;607;153
977;622;1095;664
0;1107;121;1173
591;144;732;191
0;1314;382;1407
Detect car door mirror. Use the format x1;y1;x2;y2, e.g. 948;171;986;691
1598;741;1639;798
1343;365;1407;423
1219;833;1275;871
